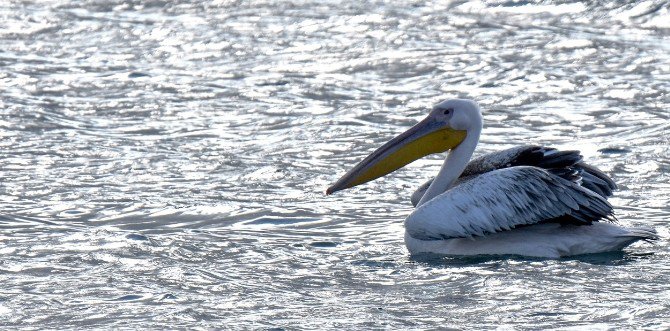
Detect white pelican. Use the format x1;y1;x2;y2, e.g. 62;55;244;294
327;99;656;258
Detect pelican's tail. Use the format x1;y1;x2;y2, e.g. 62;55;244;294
617;226;659;243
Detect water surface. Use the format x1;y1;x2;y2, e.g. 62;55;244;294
1;0;669;328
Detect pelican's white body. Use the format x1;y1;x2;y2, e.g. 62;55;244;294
405;223;655;258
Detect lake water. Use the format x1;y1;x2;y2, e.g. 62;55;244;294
1;0;669;328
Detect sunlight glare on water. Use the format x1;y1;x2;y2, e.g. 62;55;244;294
1;0;669;328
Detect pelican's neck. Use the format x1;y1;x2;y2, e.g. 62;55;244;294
416;125;481;207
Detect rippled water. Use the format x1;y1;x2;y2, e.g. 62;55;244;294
1;0;670;328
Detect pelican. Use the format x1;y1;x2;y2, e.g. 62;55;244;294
327;99;656;258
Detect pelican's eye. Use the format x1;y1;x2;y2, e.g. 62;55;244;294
443;108;453;115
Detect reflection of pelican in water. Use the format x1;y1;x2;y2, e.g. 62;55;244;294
327;99;656;258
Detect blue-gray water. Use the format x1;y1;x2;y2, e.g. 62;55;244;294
1;1;670;329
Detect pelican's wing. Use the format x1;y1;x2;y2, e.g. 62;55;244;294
405;166;615;240
411;146;617;206
577;162;617;197
461;145;582;176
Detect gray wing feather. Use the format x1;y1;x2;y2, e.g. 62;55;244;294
405;166;614;240
411;146;616;206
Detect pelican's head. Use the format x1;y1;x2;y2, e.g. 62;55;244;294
327;98;481;195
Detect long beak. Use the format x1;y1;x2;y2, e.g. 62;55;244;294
326;116;467;195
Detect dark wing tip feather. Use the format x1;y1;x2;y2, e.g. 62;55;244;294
547;167;582;183
507;146;583;170
580;172;612;197
511;146;546;166
529;146;617;199
536;150;583;168
577;162;617;195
